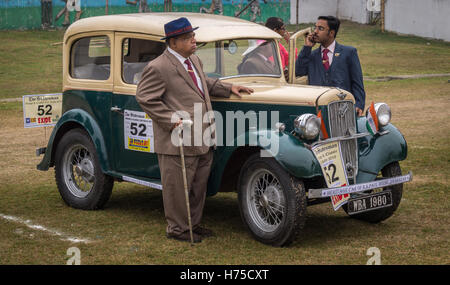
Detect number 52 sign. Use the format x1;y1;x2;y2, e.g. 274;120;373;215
123;109;155;153
23;93;62;128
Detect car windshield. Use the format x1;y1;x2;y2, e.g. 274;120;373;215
195;39;281;79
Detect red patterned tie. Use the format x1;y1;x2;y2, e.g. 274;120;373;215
322;48;330;71
184;59;204;97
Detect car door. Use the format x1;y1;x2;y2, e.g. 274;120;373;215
111;33;166;180
288;27;312;85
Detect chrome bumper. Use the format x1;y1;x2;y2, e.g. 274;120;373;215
308;171;413;198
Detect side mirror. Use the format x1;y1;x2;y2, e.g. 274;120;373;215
224;40;238;54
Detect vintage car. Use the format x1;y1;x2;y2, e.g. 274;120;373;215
37;12;412;246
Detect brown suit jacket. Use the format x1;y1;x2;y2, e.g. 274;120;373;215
136;49;232;156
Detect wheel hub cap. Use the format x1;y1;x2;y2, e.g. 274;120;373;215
62;144;95;198
75;158;95;183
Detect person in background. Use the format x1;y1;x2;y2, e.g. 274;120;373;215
295;16;366;115
265;17;297;80
41;0;53;29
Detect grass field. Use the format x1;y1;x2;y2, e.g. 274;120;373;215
0;21;449;265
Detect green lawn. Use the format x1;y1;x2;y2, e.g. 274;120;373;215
0;21;449;265
1;21;449;99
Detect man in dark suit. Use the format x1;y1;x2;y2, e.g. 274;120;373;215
295;16;366;115
136;17;253;243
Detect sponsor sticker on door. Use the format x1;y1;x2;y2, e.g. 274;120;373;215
312;141;350;210
124;110;154;153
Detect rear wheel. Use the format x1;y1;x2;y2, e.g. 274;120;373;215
343;161;403;223
238;153;307;246
54;128;113;210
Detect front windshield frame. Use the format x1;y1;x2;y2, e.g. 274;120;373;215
195;38;282;80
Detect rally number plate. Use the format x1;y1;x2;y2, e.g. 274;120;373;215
347;191;393;215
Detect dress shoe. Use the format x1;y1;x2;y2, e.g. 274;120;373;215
166;231;201;243
194;226;214;237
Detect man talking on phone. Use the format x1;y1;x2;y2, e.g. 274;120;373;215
295;16;366;116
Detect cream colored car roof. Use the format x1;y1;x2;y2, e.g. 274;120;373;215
64;12;282;42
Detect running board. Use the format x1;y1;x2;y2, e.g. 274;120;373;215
122;175;162;190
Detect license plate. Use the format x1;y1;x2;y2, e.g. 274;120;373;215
347;191;393;215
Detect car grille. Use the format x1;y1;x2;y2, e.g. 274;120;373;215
327;100;358;179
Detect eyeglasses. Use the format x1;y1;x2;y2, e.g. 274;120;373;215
313;25;328;32
177;32;196;41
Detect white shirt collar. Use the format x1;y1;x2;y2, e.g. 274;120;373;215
321;40;336;53
167;47;189;65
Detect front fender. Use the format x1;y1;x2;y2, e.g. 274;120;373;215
208;129;322;196
262;130;323;178
232;129;323;178
356;117;408;183
37;109;110;173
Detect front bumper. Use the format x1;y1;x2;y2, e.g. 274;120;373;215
308;171;413;198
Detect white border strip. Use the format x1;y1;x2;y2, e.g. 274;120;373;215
122;175;163;190
309;172;413;198
0;213;91;244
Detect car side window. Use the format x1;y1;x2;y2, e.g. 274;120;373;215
122;38;166;85
70;36;111;80
195;42;220;78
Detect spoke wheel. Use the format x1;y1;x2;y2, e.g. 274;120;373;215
247;169;286;232
238;153;307;247
343;161;403;223
63;144;95;198
55;128;113;210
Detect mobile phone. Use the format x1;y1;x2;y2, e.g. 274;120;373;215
305;32;316;44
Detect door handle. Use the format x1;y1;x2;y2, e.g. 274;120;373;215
111;106;123;115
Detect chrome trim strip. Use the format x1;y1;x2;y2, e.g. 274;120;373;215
308;171;413;198
327;100;358;178
220;74;281;80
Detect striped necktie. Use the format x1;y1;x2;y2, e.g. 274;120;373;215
322;48;330;71
184;59;204;97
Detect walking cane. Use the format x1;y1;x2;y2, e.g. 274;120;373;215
177;119;194;245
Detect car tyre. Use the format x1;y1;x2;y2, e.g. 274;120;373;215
238;153;307;247
54;128;113;210
343;161;403;223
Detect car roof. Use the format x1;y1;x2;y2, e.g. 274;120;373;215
64;12;282;42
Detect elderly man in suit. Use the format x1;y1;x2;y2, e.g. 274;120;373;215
295;16;366;115
136;17;253;243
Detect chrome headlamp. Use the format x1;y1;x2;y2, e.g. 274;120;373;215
374;103;391;127
293;114;321;140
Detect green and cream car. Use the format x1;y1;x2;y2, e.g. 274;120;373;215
37;12;411;246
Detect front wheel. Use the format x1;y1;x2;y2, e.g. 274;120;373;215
54;128;113;210
238;153;307;247
343;161;403;223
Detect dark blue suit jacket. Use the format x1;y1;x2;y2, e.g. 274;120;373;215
295;42;366;110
